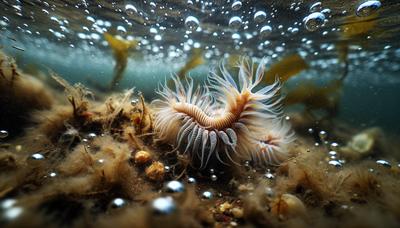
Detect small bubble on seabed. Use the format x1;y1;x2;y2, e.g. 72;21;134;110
211;174;218;181
187;177;196;184
328;151;337;156
111;198;126;208
49;172;57;177
264;172;275;179
308;128;314;134
376;159;391;168
3;207;23;220
30;153;45;160
0;130;9;138
131;98;139;106
164;165;171;172
1;199;16;209
165;180;185;193
87;133;97;139
303;12;325;31
185;16;200;31
254;11;267;23
319;130;327;140
151;196;176;215
260;25;272;37
356;1;381;17
125;4;137;15
202;191;213;199
309;2;322;12
328;160;342;168
229;16;242;29
330;142;339;149
231;1;242;11
265;187;275;197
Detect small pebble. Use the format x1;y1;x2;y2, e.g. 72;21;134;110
145;161;165;181
134;150;152;165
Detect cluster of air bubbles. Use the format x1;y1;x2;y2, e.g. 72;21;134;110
356;1;381;17
1;199;23;220
229;16;242;30
231;1;242;11
184;16;200;31
254;11;267;23
303;2;332;31
0;130;8;139
151;196;176;215
165;180;185;193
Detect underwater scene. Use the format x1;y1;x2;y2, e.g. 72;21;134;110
1;0;400;227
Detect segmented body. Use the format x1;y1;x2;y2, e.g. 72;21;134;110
153;58;294;168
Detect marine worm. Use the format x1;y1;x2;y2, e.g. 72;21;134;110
153;58;294;168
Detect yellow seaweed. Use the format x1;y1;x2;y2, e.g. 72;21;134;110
177;48;204;79
263;54;309;84
227;54;308;84
285;79;343;118
104;32;138;90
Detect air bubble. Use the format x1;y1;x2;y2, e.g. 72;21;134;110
376;159;391;168
231;1;242;11
356;1;381;17
30;153;45;160
187;177;196;184
254;11;267;23
117;25;126;35
260;25;272;37
303;12;325;31
309;2;322;12
165;180;185;193
185;16;200;31
125;4;137;15
0;130;8;138
328;160;342;168
111;198;127;208
202;191;213;199
319;130;327;140
229;16;242;29
151;197;176;215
